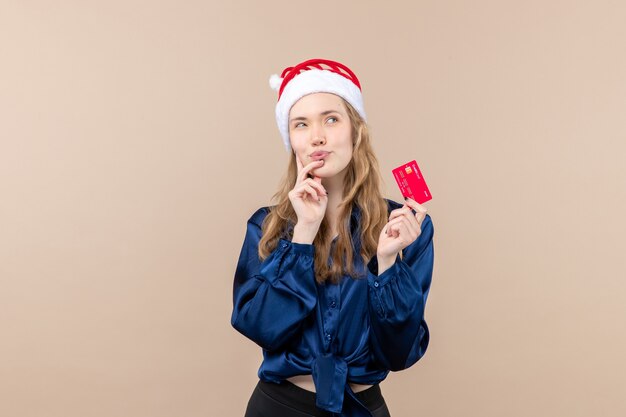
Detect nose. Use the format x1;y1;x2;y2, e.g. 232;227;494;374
310;124;326;145
312;136;326;146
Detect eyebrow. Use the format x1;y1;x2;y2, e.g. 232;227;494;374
289;110;341;123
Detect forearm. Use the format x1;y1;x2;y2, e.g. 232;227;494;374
367;259;431;370
232;237;317;351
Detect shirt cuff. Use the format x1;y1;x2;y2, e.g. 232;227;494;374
367;254;402;287
279;238;315;256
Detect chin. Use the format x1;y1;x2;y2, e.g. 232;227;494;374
312;170;330;178
314;165;335;174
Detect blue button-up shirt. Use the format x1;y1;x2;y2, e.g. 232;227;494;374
231;199;434;416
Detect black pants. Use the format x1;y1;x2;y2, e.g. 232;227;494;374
244;380;391;417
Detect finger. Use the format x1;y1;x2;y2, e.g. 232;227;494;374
388;206;413;222
388;219;411;240
416;210;427;226
301;182;319;200
403;197;427;215
297;160;325;183
386;216;417;239
394;214;423;240
400;207;421;231
297;184;322;201
308;160;325;182
296;153;304;174
386;217;404;236
386;220;403;238
296;154;308;181
303;178;327;196
404;199;428;226
406;202;427;225
302;182;327;200
302;177;326;193
387;216;409;233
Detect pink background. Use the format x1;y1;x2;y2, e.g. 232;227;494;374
1;1;625;416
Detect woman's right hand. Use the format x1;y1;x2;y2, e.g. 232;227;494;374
288;154;328;227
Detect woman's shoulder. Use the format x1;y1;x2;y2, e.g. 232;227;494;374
246;205;294;241
248;204;289;229
247;206;272;227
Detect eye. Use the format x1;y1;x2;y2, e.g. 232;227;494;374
326;117;338;124
294;122;306;128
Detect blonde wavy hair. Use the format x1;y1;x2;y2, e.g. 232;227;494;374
258;98;389;284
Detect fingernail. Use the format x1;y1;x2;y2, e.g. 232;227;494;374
404;197;409;201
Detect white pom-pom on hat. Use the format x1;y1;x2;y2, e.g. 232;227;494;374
269;74;283;91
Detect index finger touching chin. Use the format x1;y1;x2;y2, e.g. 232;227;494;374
295;153;303;171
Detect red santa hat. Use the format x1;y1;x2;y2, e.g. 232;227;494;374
269;58;367;153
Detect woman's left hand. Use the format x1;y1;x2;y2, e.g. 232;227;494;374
377;197;428;261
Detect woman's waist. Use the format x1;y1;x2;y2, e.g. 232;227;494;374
287;374;372;393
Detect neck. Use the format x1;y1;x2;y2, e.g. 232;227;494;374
321;172;347;236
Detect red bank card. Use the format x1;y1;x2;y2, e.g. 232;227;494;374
392;160;432;204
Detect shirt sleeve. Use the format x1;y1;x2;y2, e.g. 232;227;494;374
231;208;318;352
366;213;434;371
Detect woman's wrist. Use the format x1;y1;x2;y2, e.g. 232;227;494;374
376;254;397;275
292;222;320;244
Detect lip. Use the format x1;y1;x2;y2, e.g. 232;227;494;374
310;151;330;160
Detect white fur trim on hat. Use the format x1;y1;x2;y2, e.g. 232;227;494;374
273;69;366;153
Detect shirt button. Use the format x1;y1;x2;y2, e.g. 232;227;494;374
330;301;336;308
281;242;288;248
325;333;332;341
374;281;379;288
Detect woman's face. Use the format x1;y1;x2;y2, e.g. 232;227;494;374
288;93;353;179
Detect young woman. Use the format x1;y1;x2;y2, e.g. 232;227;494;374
231;58;434;417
